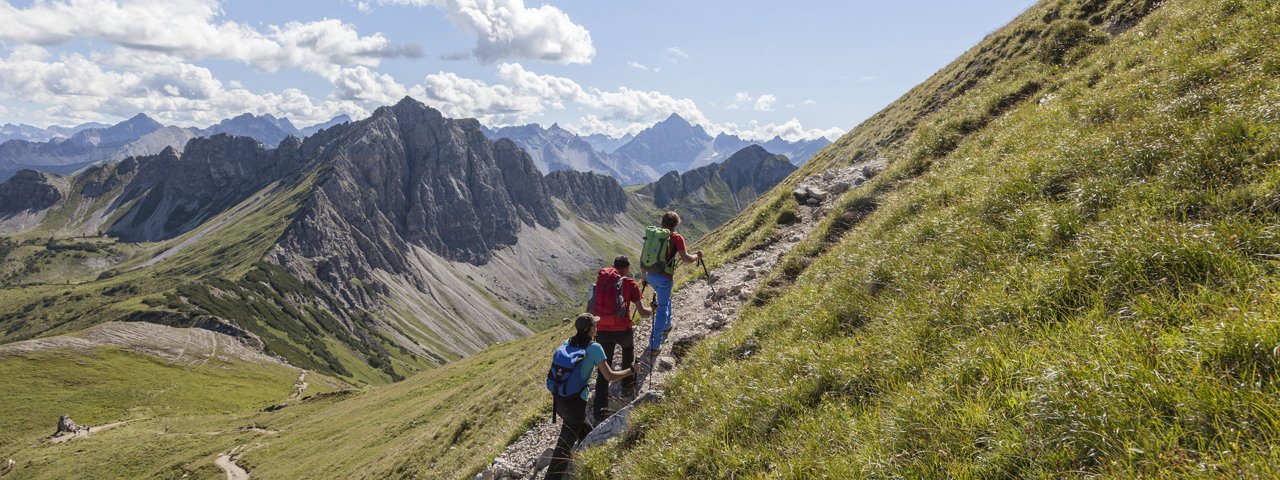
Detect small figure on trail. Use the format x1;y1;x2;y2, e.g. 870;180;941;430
638;211;703;356
586;255;654;421
544;313;635;480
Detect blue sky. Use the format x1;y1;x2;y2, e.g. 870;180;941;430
0;0;1036;140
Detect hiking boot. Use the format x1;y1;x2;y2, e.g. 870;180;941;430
595;408;616;423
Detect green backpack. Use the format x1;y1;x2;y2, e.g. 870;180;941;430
640;226;677;275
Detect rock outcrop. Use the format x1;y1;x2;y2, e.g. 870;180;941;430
0;169;63;214
648;144;797;210
107;134;304;242
544;170;628;222
54;414;83;437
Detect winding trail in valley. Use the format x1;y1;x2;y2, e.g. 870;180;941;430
477;160;882;479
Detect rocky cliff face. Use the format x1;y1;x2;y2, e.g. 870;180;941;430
718;145;799;198
645;145;797;213
545;170;628;222
0;170;63;215
273;98;567;306
107;134;304;241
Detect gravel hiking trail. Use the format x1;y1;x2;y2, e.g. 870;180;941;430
476;160;882;480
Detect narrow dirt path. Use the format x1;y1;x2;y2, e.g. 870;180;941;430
476;161;881;480
215;447;250;480
47;419;139;444
290;370;308;400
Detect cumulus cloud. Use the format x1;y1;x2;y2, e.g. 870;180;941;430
0;46;350;126
0;0;420;71
329;66;409;104
721;118;845;142
728;91;778;111
415;62;705;127
753;94;776;112
378;0;594;64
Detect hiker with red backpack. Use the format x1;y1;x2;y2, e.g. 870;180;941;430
639;211;703;357
587;255;654;422
545;313;634;480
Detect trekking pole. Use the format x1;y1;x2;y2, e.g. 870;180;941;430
699;257;711;281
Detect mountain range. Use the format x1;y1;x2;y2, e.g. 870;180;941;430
0;113;352;181
1;108;827;189
483;113;832;186
0;97;796;384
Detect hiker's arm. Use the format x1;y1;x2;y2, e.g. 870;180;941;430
597;361;633;381
635;300;653;318
679;249;702;264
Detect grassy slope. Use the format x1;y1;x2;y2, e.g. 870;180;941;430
0;347;317;479
0;323;573;480
582;0;1280;477
238;326;570;479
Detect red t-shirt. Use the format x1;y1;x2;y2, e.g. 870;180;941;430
597;276;644;332
656;232;687;279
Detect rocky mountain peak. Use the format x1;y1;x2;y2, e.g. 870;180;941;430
544;170;627;222
661;112;691;127
0;169;63;215
106;134;286;241
281;96;561;280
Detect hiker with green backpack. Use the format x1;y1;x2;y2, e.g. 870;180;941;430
639;211;703;357
545;313;634;480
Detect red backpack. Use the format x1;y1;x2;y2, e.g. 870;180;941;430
587;268;627;321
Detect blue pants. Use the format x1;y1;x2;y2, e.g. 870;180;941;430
646;273;673;351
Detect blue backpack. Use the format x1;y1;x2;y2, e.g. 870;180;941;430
546;342;590;423
547;342;590;396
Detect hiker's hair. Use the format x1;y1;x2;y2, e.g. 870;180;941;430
613;255;630;270
661;211;680;230
569;323;593;348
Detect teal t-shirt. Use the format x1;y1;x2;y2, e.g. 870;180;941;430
567;340;608;401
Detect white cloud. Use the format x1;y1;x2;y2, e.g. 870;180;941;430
414;62;706;127
720;118;844;142
565;114;639;138
665;46;689;63
754;94;777;112
0;0;420;72
378;0;594;64
592;87;706;125
627;61;651;72
726;91;751;110
329;66;409;104
0;46;350;126
729;91;779;111
803;99;818;106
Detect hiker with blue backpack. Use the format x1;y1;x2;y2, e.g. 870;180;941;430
546;313;634;480
639;211;703;357
587;255;654;422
